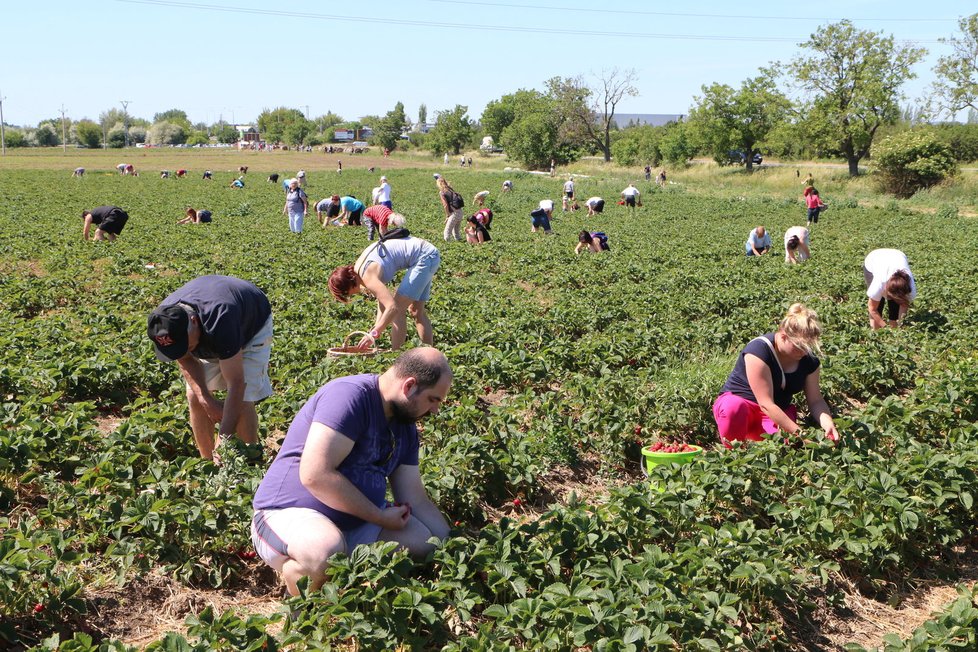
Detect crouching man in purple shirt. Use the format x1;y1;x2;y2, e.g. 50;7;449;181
251;347;452;596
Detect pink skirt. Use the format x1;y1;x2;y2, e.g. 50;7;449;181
712;391;797;448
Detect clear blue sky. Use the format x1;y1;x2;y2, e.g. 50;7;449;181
1;0;970;127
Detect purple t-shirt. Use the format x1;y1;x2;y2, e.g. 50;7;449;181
252;374;420;530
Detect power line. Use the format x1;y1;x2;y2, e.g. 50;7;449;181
428;0;960;23
114;0;946;44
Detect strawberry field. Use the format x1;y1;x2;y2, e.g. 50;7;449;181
2;158;978;650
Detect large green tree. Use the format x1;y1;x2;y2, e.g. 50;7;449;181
75;120;101;148
313;112;343;134
932;13;978;116
257;107;311;145
147;121;187;145
546;69;638;162
481;90;538;142
372;101;409;151
427;105;474;155
687;73;790;172
480;89;582;169
787;20;925;176
153;109;192;131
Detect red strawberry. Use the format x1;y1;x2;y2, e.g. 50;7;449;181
33;603;44;614
513;498;522;507
633;426;642;436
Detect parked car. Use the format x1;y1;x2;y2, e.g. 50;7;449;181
728;150;763;165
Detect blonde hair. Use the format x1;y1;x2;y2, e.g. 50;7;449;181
388;213;406;228
779;303;822;355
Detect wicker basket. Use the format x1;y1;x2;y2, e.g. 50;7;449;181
327;331;378;357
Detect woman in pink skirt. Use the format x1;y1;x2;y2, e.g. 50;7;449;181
713;303;839;448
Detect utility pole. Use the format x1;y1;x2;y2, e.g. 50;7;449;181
120;100;131;147
0;90;6;156
59;105;68;154
304;105;310;118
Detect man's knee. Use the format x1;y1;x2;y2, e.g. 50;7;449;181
290;537;347;575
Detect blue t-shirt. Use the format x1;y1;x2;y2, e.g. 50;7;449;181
720;333;820;410
197;210;212;223
159;275;271;360
252;374;420;530
340;196;365;213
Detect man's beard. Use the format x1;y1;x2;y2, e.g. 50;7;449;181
390;397;423;424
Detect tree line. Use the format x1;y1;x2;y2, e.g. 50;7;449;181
3;15;976;183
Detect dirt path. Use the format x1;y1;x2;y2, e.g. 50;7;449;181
797;549;978;650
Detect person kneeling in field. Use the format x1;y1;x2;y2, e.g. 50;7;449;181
576;230;609;254
465;209;492;244
712;303;838;448
745;226;771;257
784;226;811;264
176;208;213;225
329;231;441;350
251;348;453;596
584;197;605;216
82;205;129;241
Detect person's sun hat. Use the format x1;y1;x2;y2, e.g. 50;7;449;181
147;305;190;362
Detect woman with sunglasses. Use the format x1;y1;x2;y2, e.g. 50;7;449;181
328;229;440;351
712;303;839;448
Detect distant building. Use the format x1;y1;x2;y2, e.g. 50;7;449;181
235;125;261;142
613;114;685;128
409;121;437;134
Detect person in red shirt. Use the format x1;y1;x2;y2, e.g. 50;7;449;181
364;205;405;241
804;187;826;226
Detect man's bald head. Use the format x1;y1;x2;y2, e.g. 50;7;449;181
390;347;452;391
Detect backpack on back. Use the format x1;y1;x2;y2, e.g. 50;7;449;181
448;190;465;210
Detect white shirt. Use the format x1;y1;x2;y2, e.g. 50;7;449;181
864;249;916;301
622;185;640;197
371;187;382;205
746;229;771;250
539;199;554;212
784;226;810;261
563;180;575;193
378;182;392;203
586;197;603;207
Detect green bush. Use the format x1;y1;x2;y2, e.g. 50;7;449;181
936;203;960;219
873;129;958;198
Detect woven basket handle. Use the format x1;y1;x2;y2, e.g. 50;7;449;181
342;331;375;349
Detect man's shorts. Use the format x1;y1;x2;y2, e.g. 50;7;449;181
397;250;441;302
530;209;551;231
251;507;382;569
624;195;636;207
196;315;273;402
590;200;605;213
99;212;129;235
